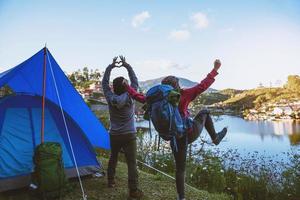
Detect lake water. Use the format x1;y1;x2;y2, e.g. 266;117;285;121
136;115;300;161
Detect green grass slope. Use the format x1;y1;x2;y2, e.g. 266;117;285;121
0;158;231;200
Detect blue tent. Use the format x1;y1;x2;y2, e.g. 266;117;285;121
0;48;110;191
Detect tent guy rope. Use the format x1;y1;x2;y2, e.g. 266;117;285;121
46;50;88;200
136;159;202;193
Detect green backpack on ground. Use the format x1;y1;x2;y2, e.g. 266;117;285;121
33;142;69;200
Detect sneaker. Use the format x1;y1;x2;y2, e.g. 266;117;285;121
128;189;144;199
107;179;116;188
29;183;38;190
213;127;227;145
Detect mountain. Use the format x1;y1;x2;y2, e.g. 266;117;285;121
139;77;218;93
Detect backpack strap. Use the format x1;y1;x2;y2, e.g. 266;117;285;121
167;103;173;132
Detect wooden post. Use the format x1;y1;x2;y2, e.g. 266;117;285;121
41;47;47;143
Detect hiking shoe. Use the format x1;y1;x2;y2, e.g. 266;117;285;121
213;127;227;145
107;180;116;188
128;189;144;199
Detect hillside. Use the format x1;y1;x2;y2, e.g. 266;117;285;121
0;158;231;200
221;75;300;109
189;76;300;109
193;88;243;106
139;77;217;93
223;87;299;109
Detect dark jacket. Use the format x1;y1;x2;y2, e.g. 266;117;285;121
102;64;139;135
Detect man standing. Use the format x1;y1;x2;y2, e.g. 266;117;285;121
102;56;143;199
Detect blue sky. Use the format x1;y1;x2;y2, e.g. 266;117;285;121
0;0;300;89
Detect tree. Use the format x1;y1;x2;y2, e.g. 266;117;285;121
67;67;103;89
94;69;101;80
254;95;267;108
83;67;89;82
266;91;275;100
286;75;300;93
68;73;76;86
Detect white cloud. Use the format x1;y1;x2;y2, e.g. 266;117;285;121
190;12;209;29
168;30;190;41
131;11;151;28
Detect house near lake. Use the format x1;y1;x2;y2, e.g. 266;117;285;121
272;106;293;116
89;81;101;92
243;99;300;121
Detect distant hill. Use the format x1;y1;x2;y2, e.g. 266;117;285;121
139;77;218;93
219;88;244;97
193;88;243;106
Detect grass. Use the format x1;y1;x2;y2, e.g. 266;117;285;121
0;158;231;200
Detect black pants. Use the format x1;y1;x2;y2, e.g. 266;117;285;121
107;133;138;191
171;110;217;199
188;109;217;144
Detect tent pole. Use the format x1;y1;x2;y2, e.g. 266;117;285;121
41;46;47;144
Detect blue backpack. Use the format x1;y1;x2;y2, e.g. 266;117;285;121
145;84;185;151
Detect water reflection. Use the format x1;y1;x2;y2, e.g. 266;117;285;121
208;115;300;146
136;115;300;159
289;134;300;145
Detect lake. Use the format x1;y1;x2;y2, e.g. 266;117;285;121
136;115;300;162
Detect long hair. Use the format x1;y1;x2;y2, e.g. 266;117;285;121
161;76;180;90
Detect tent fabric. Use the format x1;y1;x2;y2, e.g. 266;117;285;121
0;94;102;191
0;166;101;192
0;48;110;149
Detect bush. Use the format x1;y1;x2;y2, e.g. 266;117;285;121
280;153;300;199
186;151;226;193
136;141;300;200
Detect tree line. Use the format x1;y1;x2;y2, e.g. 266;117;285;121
67;67;102;89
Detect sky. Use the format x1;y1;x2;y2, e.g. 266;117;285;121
0;0;300;90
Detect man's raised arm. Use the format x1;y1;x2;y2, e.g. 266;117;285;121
120;56;139;90
102;57;117;103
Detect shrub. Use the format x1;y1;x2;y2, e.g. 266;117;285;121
187;151;226;193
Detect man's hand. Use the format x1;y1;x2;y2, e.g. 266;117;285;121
214;59;221;71
111;56;118;68
119;55;130;68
